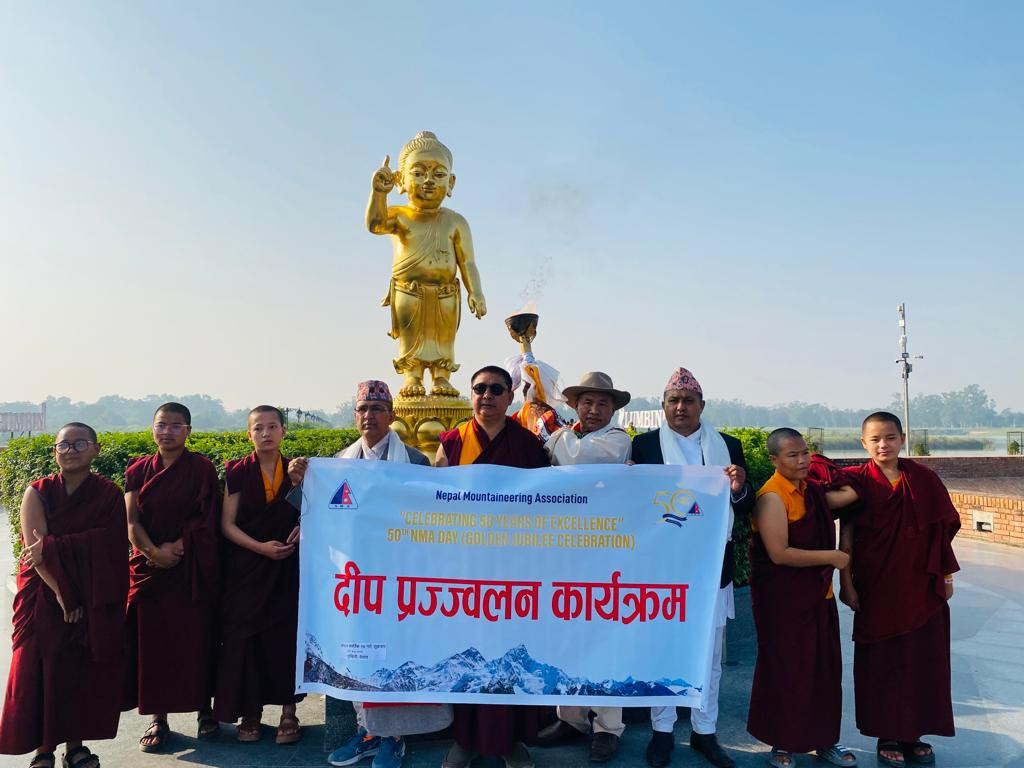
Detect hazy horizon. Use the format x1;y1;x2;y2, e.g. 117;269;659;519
3;3;1021;412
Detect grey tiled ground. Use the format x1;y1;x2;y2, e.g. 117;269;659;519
1;537;1022;767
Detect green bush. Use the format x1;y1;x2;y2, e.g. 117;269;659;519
1;429;358;561
721;427;772;587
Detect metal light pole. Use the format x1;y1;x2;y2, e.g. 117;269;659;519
896;304;924;456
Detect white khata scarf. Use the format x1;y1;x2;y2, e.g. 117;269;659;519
659;422;735;535
341;431;410;463
548;424;631;465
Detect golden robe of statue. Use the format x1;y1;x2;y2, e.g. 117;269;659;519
366;131;486;398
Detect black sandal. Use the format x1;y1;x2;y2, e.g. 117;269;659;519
197;711;220;741
877;740;905;767
139;718;170;753
29;753;55;768
62;746;99;768
900;741;935;766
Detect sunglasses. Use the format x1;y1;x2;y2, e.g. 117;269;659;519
472;383;508;396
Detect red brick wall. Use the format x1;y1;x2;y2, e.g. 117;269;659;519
950;492;1024;547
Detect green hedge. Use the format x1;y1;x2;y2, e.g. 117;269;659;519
2;426;771;585
1;429;359;560
721;427;772;587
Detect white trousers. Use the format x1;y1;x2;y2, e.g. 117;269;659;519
651;584;732;735
557;706;625;737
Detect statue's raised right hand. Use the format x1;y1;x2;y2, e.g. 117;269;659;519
372;154;396;193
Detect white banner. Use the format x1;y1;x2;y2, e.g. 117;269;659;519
296;460;730;708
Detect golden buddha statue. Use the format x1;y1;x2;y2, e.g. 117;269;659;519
367;131;486;398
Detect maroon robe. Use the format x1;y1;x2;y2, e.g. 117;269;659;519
747;477;842;753
0;473;128;754
213;452;303;721
122;449;220;715
439;417;550;469
843;459;959;741
439;417;549;756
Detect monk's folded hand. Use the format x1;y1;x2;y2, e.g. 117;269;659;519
260;540;296;561
25;528;46;569
149;542;183;569
287;457;308;486
285;525;300;545
724;464;747;493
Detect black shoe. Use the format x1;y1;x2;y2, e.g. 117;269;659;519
645;731;674;767
536;720;587;748
590;732;619;763
689;732;735;768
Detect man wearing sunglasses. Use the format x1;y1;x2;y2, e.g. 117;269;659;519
435;365;549;768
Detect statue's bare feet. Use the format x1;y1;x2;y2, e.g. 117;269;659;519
430;377;460;397
400;375;426;398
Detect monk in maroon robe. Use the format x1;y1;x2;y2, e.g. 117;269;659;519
840;412;959;767
0;422;128;768
747;431;857;768
435;365;549;768
214;406;303;743
123;402;221;752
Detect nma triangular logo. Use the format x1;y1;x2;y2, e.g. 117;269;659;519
328;480;358;509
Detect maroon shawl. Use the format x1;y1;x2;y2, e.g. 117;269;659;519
125;450;220;603
439;418;550;468
220;452;298;640
12;473;128;663
843;459;959;643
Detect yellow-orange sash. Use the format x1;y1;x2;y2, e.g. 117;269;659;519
457;420;484;465
262;454;284;503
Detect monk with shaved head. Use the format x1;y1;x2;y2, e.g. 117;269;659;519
747;428;858;768
123;402;221;752
0;423;129;768
839;412;959;767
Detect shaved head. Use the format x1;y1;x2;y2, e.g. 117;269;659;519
767;427;804;457
862;411;903;434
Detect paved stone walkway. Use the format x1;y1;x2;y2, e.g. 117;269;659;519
1;537;1021;767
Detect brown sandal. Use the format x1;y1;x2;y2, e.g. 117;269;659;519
237;717;262;742
276;714;301;745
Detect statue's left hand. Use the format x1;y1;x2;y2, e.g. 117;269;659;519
468;293;487;318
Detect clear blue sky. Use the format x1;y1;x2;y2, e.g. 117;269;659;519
3;2;1021;413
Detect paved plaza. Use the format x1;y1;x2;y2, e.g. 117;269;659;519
0;537;1021;768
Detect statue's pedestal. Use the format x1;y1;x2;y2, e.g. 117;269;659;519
391;395;472;461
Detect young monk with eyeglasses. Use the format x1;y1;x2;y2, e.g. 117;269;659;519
0;423;129;768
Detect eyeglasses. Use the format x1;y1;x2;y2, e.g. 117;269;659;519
355;404;390;414
472;383;507;396
54;440;96;454
153;422;188;433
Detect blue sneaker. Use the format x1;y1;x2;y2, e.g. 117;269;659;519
328;728;381;766
372;737;406;768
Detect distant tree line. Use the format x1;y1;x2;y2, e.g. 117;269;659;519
623;384;1024;429
2;384;1021;434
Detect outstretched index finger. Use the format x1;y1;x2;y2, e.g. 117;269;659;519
383;154;391;169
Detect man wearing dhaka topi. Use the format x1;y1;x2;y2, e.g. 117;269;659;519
367;131;487;398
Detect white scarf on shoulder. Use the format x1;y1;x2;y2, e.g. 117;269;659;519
340;431;410;463
659;422;734;534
